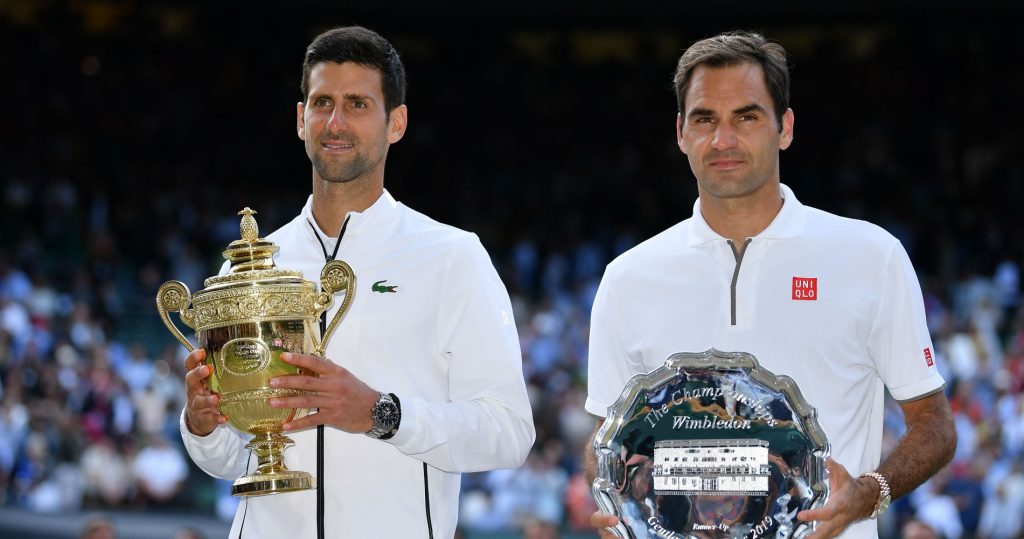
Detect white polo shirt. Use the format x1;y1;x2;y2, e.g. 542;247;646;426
586;184;943;539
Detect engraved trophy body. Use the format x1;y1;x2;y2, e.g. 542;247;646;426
593;349;830;539
156;208;355;497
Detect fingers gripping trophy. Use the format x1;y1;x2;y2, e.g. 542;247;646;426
156;208;355;496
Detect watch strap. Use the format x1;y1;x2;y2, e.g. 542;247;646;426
861;471;891;519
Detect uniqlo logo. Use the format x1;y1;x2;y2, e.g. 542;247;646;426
792;277;817;300
924;347;934;367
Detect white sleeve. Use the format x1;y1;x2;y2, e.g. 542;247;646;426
585;263;646;418
386;236;535;472
178;408;252;480
868;241;945;401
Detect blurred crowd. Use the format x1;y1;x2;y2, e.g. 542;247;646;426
2;2;1023;538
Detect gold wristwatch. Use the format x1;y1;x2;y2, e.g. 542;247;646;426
861;471;891;519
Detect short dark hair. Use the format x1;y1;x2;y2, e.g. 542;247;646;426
673;31;789;129
300;26;407;113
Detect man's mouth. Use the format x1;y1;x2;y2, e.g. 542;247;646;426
709;159;743;169
321;140;354;152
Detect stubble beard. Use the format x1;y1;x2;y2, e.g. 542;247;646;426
309;130;390;185
699;172;764;199
695;154;775;200
311;151;372;184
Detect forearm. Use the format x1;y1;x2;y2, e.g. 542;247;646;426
584;420;602;487
878;393;956;499
387;396;534;473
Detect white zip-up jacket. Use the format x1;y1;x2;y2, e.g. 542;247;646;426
180;190;536;538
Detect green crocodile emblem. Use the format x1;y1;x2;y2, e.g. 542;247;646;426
372;280;398;293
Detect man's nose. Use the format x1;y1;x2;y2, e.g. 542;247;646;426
711;123;738;150
325;107;347;132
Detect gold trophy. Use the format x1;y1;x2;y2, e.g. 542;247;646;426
156;208;355;497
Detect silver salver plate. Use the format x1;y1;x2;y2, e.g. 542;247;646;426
593;349;830;539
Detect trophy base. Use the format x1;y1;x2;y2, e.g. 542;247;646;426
231;470;316;497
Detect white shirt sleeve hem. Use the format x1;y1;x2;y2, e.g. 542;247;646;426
888;373;946;402
584;397;610;419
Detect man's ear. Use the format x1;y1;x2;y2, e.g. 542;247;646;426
297;101;306;140
779;108;794;150
387;104;408;144
676;113;687;155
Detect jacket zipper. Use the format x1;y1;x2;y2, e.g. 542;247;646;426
306;213;435;539
308;216;350;539
727;238;752;326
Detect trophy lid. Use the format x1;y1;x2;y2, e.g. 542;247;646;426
202;208;302;289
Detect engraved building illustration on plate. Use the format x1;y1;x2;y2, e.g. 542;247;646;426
652;439;770;496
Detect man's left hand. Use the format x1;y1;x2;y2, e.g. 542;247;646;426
796;458;879;539
268;352;378;434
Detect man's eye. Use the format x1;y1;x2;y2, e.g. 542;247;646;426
738;114;757;121
351;101;367;109
314;98;330;107
694;116;715;124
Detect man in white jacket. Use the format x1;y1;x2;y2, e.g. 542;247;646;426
180;26;535;538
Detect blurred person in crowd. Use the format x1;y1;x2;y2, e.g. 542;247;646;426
79;436;132;506
978;459;1024;539
132;433;187;505
133;381;170;436
0;394;28;503
564;466;600;532
79;514;116;539
945;459;986;537
119;344;152;394
523;518;560;539
913;476;963;539
179;26;534;538
12;430;54;505
584;31;956;539
901;519;939;539
173;528;204;539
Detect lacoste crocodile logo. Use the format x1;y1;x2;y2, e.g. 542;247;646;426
372;280;398;293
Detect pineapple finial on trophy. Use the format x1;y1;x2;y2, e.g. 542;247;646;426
239;207;259;242
223;207;278;273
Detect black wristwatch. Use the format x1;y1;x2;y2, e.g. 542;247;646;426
366;392;401;440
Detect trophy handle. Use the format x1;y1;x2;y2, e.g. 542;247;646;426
156;281;196;353
312;260;356;356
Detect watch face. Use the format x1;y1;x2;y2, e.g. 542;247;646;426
374;399;399;430
878;495;891;514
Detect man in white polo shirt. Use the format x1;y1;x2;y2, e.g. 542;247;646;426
178;26;535;538
585;31;955;539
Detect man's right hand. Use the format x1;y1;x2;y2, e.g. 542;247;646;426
184;348;227;436
591;511;621;538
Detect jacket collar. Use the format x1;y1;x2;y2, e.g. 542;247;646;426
301;188;400;246
686;183;806;246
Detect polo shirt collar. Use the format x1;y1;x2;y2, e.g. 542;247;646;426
687;183;806;246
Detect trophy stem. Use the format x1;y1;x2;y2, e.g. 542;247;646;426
230;431;315;497
250;431;290;475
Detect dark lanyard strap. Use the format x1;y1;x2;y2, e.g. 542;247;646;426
307;215;349;539
308;216;349;263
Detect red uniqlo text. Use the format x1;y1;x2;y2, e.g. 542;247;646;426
792;277;818;300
